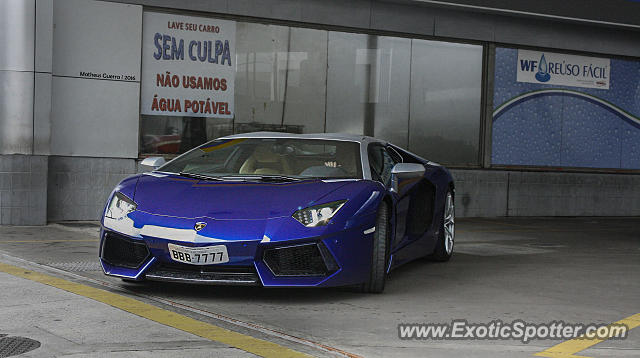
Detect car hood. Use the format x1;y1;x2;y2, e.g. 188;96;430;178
133;174;354;220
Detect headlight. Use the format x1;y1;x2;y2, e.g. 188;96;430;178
292;200;346;227
105;192;137;220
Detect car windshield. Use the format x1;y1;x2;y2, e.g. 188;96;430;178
157;138;363;180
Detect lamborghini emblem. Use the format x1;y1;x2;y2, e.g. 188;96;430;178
194;222;207;231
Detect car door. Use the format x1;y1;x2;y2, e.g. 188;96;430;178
390;146;439;263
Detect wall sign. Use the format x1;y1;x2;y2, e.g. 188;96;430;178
516;50;610;89
492;47;640;170
141;12;236;118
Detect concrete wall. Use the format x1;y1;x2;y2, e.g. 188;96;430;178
47;156;137;221
0;155;48;225
451;169;640;217
450;169;508;217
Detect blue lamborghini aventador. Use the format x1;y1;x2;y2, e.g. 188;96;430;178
99;132;455;293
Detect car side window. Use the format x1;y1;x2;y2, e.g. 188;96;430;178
386;146;403;164
368;145;397;186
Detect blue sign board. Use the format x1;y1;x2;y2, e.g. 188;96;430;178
492;47;640;169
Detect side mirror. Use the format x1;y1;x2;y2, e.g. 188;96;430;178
140;156;166;170
390;163;425;193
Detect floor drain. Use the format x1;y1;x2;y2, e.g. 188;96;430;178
0;336;41;358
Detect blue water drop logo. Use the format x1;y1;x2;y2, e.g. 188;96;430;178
535;53;551;82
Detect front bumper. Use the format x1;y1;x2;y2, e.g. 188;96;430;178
99;213;376;287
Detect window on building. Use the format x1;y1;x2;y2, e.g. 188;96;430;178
139;12;484;166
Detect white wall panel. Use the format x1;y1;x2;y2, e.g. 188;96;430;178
35;0;53;73
0;0;35;72
52;0;141;79
0;72;35;154
34;73;52;155
50;77;139;158
50;0;142;158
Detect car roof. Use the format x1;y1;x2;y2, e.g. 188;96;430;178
220;131;386;145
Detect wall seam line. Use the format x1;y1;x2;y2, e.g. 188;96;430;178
32;0;37;155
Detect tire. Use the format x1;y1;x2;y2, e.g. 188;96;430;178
429;189;454;262
360;202;390;293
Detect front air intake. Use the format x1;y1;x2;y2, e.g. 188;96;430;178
263;242;338;277
144;263;260;286
101;232;150;269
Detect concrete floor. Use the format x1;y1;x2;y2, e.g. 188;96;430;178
0;218;638;358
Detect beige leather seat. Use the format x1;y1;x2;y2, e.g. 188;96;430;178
239;145;293;175
334;143;358;176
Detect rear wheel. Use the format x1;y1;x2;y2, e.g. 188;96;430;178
360;202;390;293
430;190;454;262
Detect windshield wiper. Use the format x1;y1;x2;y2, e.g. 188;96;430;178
178;172;225;181
252;175;302;182
209;175;302;182
178;173;301;182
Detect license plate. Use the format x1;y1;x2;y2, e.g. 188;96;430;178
167;243;229;265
